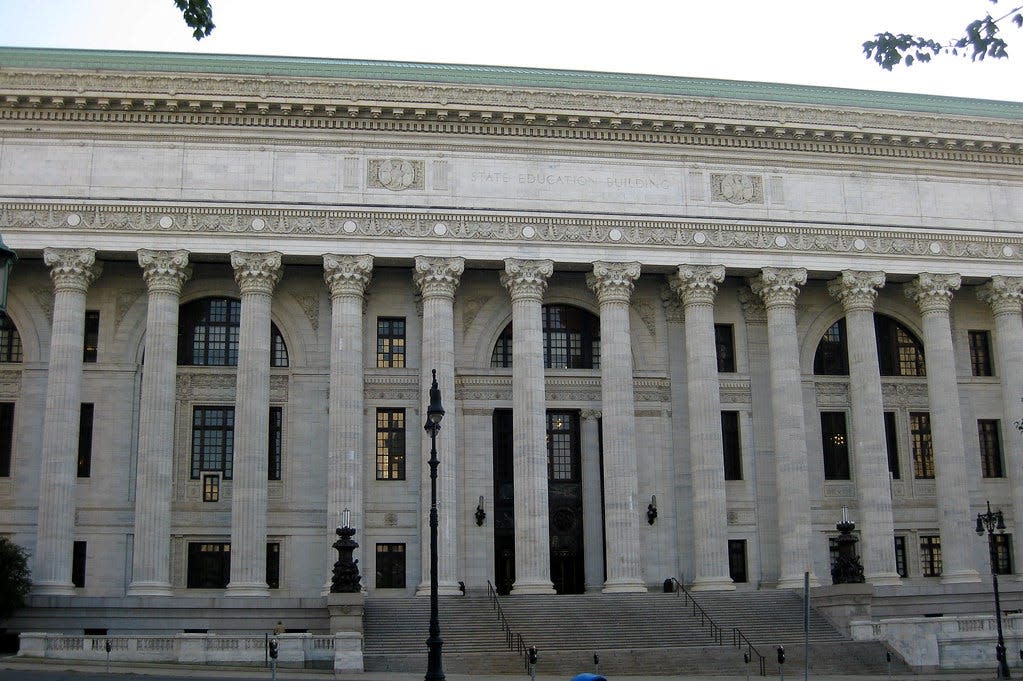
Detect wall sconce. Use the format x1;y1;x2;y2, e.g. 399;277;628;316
647;495;658;525
475;495;486;526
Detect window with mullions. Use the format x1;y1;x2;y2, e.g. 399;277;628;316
969;330;993;377
547;411;580;482
821;412;851;481
0;312;22;363
715;324;736;373
376;317;406;368
191;407;234;479
187;542;231;588
268;406;283;481
721;411;742;481
920;535;942;577
177;297;288;367
979;419;1004;478
910;412;934;479
0;402;13;477
813;315;925;377
376;543;406;589
491;305;600;369
376;408;406;480
990;534;1013;575
894;536;908;578
83;310;99;363
813;319;848;375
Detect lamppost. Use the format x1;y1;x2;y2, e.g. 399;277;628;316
424;369;445;681
976;500;1011;679
0;233;17;313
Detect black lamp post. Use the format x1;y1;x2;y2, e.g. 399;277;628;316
0;233;17;313
977;500;1011;680
424;369;445;681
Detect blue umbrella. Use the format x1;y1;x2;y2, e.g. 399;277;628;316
570;674;608;681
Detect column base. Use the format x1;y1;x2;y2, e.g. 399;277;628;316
415;580;463;596
32;581;75;596
126;581;173;596
511;579;556;595
602;578;647;594
777;572;820;590
690;575;736;592
941;569;982;584
865;571;902;587
225;582;270;597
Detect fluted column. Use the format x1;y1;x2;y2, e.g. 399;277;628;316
580;410;605;592
587;261;646;592
500;258;556;595
323;254;373;591
669;265;733;591
413;256;464;596
750;268;820;589
34;248;102;595
905;273;980;584
226;251;282;596
827;271;901;586
978;277;1023;578
128;250;192;596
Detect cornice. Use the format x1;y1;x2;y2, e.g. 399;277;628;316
1;70;1020;166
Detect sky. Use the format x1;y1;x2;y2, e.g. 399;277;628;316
0;0;1021;102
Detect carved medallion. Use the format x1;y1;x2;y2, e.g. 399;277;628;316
368;159;423;191
711;173;763;205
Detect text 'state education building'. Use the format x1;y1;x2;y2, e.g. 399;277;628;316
1;47;1022;627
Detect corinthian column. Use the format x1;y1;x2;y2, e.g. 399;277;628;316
323;254;373;590
128;250;191;596
750;268;820;589
34;248;102;595
413;256;464;596
586;261;646;592
977;277;1023;579
827;271;901;586
226;251;282;596
905;273;979;584
669;264;733;591
500;258;556;594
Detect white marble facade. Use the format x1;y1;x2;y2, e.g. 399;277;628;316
0;49;1021;623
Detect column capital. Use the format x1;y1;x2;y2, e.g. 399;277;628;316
43;248;102;293
586;261;641;304
137;249;191;295
668;264;725;307
749;267;807;309
977;276;1023;317
659;285;685;323
413;256;465;299
580;409;603;421
500;258;553;301
231;251;282;295
905;273;961;315
737;286;767;324
827;270;886;312
323;254;373;299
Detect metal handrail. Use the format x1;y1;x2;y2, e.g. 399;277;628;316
669;577;766;676
486;580;531;670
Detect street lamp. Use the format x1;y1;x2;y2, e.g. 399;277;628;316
424;369;445;681
0;233;17;313
976;500;1011;679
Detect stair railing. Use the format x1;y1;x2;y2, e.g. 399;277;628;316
668;577;766;676
486;580;531;671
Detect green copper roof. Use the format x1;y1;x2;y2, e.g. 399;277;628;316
2;46;1021;120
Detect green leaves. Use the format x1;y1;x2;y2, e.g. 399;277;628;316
173;0;215;40
0;537;31;619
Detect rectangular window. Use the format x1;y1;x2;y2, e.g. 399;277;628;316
969;330;993;377
884;412;900;480
376;408;406;480
991;534;1013;575
266;542;280;589
77;403;94;478
72;541;86;588
375;543;406;589
268;406;283;481
187;542;231;588
714;324;736;373
202;473;220;502
727;539;748;583
83;310;99;363
546;411;580;482
820;412;850;480
0;402;12;477
920;535;942;577
910;412;935;479
191;406;234;479
894;536;908;578
376;317;406;368
979;419;1004;478
721;411;742;481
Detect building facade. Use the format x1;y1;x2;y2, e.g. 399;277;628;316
1;48;1022;627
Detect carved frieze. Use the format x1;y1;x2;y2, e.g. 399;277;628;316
364;373;419;401
880;381;928;407
368;159;423;191
824;483;856;498
711;174;763;205
0;369;20;397
719;381;752;404
176;371;289;401
816;381;850;406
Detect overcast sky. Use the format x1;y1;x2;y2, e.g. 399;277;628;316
0;0;1021;102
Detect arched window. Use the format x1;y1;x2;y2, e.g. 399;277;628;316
813;314;925;377
177;297;289;367
491;304;600;369
0;312;22;363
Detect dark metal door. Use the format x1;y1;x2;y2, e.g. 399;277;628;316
547;411;585;594
492;409;515;595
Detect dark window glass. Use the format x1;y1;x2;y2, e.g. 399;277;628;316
77;403;94;478
266;542;280;589
72;541;86;588
0;402;13;477
920;535;942;577
83;310;99;363
991;534;1013;575
910;412;934;479
268;406;283;481
376;408;406;480
894;536;908;578
375;543;406;589
714;324;736;373
884;412;900;480
178;297;287;367
728;539;748;583
187;542;230;588
821;412;850;480
0;312;22;363
271;326;289;367
969;330;993;377
875;315;926;377
547;411;580;482
492;305;600;369
376;317;406;368
191;406;234;479
721;411;742;481
979;419;1004;478
813;319;848;375
491;328;513;368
